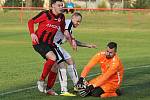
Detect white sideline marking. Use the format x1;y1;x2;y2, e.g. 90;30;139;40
0;64;150;96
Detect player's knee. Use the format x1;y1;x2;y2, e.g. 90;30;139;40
66;58;74;65
46;51;56;61
90;87;104;97
101;92;117;98
51;65;58;73
58;62;66;69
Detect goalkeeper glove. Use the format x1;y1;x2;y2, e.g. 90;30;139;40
76;77;86;89
79;85;94;97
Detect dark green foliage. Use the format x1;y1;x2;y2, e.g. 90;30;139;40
4;0;43;7
4;0;24;7
133;0;150;9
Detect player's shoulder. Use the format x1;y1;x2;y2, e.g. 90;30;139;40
99;51;105;55
36;10;47;15
95;51;104;57
41;10;49;14
112;54;120;62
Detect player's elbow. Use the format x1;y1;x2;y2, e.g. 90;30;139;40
28;19;34;26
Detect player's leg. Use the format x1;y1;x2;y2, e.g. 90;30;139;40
40;51;57;81
46;63;59;95
66;58;78;86
101;92;117;98
90;87;104;97
58;62;68;93
58;48;76;96
100;83;118;98
101;88;122;98
58;62;76;96
47;44;71;94
38;51;57;93
63;48;78;86
33;44;57;93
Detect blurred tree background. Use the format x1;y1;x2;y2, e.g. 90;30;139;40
1;0;150;9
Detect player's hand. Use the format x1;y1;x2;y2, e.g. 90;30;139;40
31;33;39;44
76;77;85;89
77;77;84;84
78;85;94;97
87;44;97;48
72;39;77;51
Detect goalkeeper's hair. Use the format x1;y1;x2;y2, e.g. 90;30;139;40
107;42;117;52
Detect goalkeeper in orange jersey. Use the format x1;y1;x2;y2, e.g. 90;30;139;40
76;42;124;98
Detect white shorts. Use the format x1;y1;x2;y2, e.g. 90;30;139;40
54;43;71;63
61;48;71;60
54;43;65;63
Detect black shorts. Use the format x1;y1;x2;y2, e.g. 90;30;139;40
90;87;121;97
90;87;104;97
33;43;64;63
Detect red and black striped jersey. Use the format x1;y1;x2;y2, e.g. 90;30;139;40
28;10;65;45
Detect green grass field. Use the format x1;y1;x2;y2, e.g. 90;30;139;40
0;10;150;100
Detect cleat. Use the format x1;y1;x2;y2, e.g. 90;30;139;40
60;92;76;96
44;88;58;96
37;80;45;92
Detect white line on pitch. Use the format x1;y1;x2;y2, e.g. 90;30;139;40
0;64;150;96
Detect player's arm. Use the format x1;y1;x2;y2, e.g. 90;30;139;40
76;40;97;48
28;11;46;34
28;11;46;44
63;30;74;44
81;52;101;78
76;53;101;94
62;19;77;51
60;16;73;45
93;59;119;87
63;30;77;51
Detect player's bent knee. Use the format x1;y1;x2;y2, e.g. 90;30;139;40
66;58;74;65
101;92;118;98
90;87;104;97
46;51;56;61
58;62;66;69
51;64;58;73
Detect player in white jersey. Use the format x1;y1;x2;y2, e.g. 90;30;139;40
53;12;96;96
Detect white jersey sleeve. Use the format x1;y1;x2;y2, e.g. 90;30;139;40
65;19;73;34
53;19;73;44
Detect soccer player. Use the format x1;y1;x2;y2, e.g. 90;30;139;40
28;0;74;95
53;12;97;96
76;42;124;98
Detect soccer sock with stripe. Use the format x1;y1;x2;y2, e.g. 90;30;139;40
67;64;79;86
58;67;68;92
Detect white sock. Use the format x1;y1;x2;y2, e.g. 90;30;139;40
67;64;79;86
58;68;68;92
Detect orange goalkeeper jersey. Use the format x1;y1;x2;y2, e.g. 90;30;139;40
81;51;124;88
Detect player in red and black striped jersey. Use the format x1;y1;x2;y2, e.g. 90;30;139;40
28;0;72;95
28;6;65;45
